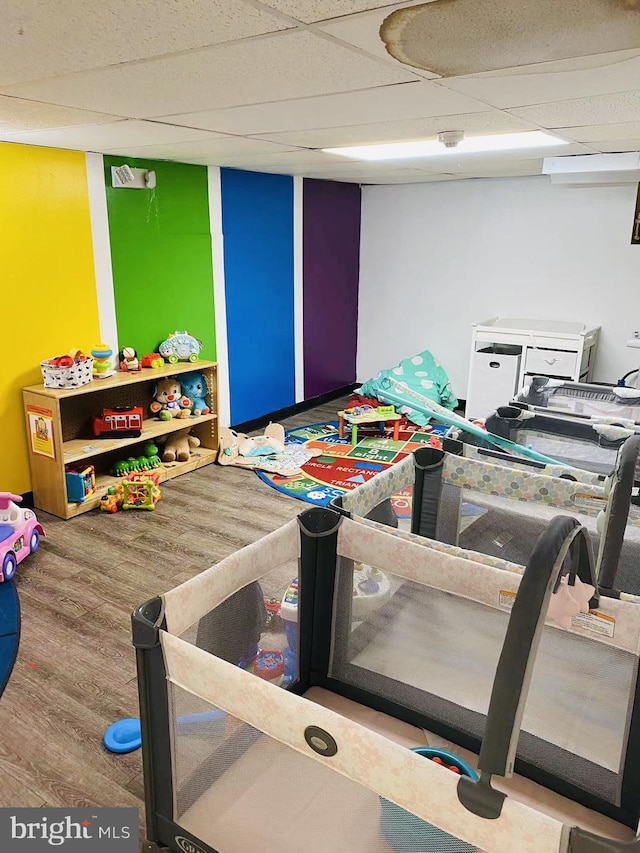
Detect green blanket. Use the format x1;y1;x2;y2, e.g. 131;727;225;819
359;350;458;427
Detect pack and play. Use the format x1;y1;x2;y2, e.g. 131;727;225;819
332;435;640;598
133;507;640;853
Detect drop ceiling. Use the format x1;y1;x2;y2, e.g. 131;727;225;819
0;0;639;184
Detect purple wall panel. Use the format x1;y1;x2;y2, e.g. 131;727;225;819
303;179;361;399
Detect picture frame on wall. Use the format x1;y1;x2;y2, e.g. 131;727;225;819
632;183;640;245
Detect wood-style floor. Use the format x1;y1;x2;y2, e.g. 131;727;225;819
0;396;348;845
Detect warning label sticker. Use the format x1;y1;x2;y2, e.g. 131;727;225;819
499;590;516;609
499;590;615;638
571;610;615;638
572;493;607;510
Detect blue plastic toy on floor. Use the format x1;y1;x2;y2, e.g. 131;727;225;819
103;710;226;754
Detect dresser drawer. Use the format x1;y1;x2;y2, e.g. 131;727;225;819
525;347;577;377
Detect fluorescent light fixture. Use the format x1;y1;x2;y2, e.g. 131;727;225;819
323;131;567;161
542;152;640;185
543;152;640;174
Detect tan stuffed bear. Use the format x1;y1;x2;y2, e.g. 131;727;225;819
150;377;190;420
161;429;201;462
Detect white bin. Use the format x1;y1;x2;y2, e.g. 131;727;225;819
466;346;521;420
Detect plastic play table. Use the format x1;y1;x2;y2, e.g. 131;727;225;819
338;408;402;445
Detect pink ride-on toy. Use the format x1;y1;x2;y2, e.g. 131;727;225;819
0;493;45;582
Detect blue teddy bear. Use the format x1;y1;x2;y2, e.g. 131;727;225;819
179;371;210;416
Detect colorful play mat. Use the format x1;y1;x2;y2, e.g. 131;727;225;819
0;580;20;698
256;420;450;511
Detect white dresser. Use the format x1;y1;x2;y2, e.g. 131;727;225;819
466;317;600;420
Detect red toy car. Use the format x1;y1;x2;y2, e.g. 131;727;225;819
0;493;45;582
141;353;164;369
93;406;143;438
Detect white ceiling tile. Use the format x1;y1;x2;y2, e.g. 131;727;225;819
100;135;297;161
317;1;439;78
442;51;640;109
154;80;492;135
0;96;115;133
589;139;640;153
1;30;417;116
379;0;640;76
555;121;640;143
254;109;536;148
510;91;640;129
0;119;220;151
0;0;292;86
411;144;590;173
257;0;413;24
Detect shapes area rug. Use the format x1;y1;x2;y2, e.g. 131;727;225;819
0;580;20;699
256;420;448;511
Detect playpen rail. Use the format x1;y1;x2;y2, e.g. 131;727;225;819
162;518;299;636
160;629;565;853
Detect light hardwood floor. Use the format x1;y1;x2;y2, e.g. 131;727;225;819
0;397;348;844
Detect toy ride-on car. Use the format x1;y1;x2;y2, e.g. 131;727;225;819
0;493;45;582
158;331;202;364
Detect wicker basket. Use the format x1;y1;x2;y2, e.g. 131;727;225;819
40;357;94;389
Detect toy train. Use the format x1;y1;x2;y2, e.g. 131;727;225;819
93;406;143;438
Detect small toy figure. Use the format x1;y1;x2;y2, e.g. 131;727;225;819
264;598;282;631
150;377;191;421
141;353;164;369
158;331;202;364
118;347;141;371
179;371;210;416
100;486;122;513
0;493;45;581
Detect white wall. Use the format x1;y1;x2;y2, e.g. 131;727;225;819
358;176;640;400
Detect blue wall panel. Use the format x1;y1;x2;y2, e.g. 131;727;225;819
221;169;295;425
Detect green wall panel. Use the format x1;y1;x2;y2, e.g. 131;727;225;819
104;157;215;360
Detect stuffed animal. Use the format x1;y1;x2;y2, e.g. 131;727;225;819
161;429;201;463
238;428;285;457
179;371;210;416
217;424;321;476
150;377;190;421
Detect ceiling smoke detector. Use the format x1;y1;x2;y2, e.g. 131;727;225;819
438;130;465;149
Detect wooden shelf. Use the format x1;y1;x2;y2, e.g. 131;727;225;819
24;359;217;399
24;360;219;519
65;447;218;518
63;413;217;464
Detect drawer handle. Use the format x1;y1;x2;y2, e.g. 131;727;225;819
544;357;559;365
489;361;500;369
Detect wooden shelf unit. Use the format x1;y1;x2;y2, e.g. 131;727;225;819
23;360;218;519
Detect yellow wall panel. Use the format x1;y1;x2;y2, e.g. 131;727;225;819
0;143;100;495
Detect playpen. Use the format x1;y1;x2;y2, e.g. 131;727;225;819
516;377;640;425
134;508;640;853
487;400;640;479
333;437;640;598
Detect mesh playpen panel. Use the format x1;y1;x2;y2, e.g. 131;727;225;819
333;519;640;808
169;679;485;853
169;682;405;853
160;631;545;853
